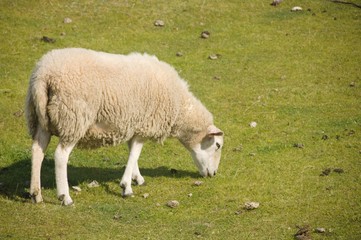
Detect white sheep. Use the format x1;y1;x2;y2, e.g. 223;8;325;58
25;48;224;205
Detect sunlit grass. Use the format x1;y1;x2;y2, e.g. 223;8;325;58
1;0;360;239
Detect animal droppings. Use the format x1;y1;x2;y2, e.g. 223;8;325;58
167;200;179;208
188;193;193;197
87;180;100;188
72;186;82;192
63;17;72;24
294;225;311;240
333;168;344;174
291;6;303;12
41;36;55;43
154;20;165;27
176;52;183;57
320;168;332;176
143;193;150;199
244;201;260;210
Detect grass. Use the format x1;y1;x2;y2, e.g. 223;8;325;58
1;0;361;239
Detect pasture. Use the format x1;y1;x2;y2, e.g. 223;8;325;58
0;0;360;239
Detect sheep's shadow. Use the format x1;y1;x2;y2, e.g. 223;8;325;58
0;158;198;202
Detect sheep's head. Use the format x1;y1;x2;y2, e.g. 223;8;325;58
188;125;224;177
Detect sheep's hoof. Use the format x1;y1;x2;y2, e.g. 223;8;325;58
31;194;43;204
58;194;74;206
30;190;43;203
132;178;146;186
120;184;133;198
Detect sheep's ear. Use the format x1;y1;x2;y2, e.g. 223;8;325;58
207;125;223;137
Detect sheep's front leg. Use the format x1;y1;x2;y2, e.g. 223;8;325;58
55;142;75;206
30;127;51;203
120;137;144;197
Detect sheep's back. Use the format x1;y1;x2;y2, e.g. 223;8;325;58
40;48;188;147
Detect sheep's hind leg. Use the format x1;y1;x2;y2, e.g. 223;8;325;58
127;140;145;186
30;126;51;203
120;136;144;197
54;142;75;206
132;160;145;186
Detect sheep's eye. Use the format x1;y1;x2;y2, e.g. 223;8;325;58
216;142;221;150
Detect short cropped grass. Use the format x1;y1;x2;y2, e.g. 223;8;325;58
1;0;360;239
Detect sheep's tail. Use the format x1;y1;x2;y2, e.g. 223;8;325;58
25;72;49;139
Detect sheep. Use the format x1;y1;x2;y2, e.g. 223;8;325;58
25;48;224;205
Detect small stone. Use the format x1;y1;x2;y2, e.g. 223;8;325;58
72;186;82;192
143;193;150;199
270;0;283;6
201;31;210;39
194;181;203;186
349;82;356;87
234;210;243;215
176;52;183;57
315;227;326;233
244;201;260;210
167;200;179;208
249;121;257;128
233;144;243;152
291;6;303;12
154;20;165;27
208;54;218;60
13;110;24;117
63;17;72;24
87;180;100;188
321;135;329;140
293;143;304;149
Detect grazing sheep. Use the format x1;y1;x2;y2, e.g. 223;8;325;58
26;48;224;205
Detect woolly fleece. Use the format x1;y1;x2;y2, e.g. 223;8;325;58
26;48;214;148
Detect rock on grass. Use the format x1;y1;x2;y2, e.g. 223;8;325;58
244;201;260;210
167;200;179;208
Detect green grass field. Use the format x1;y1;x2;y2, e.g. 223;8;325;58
1;0;360;239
